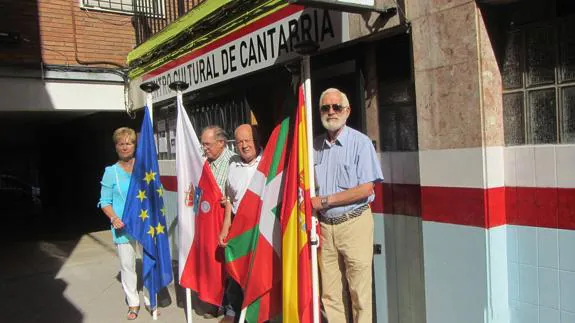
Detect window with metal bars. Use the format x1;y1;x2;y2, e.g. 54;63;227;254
80;0;165;17
502;14;575;145
153;95;251;160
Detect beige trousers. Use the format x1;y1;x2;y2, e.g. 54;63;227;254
319;208;374;323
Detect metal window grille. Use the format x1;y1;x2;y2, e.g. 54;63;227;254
376;34;418;152
81;0;165;17
153;95;251;160
379;81;418;151
502;15;575;145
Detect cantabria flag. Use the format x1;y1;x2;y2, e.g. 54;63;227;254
176;94;225;306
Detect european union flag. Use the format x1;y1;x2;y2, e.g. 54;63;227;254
123;106;173;309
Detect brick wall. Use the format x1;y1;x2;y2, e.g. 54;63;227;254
39;0;136;67
1;0;209;68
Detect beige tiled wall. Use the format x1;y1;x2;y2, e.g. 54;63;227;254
409;0;505;150
414;60;483;149
410;1;486;150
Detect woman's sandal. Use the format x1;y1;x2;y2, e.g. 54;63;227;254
127;306;140;320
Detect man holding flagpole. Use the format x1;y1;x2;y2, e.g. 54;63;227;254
219;124;262;247
197;125;236;319
174;90;229;322
218;124;262;323
311;88;383;323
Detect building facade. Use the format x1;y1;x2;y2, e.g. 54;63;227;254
0;0;177;228
126;0;575;322
0;0;141;112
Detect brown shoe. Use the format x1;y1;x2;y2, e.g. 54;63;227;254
219;316;234;323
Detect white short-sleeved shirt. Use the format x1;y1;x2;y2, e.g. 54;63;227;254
225;153;262;214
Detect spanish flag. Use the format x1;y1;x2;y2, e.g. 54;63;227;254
281;85;313;322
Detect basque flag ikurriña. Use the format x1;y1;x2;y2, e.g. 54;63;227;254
123;106;173;309
175;94;225;306
224;118;291;322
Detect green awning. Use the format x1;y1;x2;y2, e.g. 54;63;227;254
127;0;232;65
127;0;289;79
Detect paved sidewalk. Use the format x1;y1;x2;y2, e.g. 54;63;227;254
0;230;220;323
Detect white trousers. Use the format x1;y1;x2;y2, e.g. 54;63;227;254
117;240;150;307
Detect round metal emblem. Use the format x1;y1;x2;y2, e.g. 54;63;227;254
200;201;211;213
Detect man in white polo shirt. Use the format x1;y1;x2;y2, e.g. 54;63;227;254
222;124;262;222
218;124;262;323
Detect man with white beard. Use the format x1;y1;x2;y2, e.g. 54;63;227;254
311;88;384;323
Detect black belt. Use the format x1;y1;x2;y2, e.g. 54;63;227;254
319;205;369;225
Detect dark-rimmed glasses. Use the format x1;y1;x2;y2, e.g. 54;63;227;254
320;104;345;113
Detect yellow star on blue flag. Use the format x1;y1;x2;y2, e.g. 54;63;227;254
137;190;147;202
144;170;157;185
139;209;149;221
147;225;155;238
156;223;165;235
122;106;173;309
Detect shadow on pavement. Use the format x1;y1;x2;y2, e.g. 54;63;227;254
0;230;84;323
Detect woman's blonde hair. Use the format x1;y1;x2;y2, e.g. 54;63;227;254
113;127;136;144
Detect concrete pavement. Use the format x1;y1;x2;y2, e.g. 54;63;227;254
0;230;221;323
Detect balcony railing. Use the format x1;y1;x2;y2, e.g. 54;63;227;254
132;0;206;45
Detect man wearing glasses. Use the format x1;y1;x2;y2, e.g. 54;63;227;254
311;88;384;323
199;125;236;319
200;126;235;192
218;124;262;323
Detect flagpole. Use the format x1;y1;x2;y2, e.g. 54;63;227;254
238;308;247;323
304;57;321;323
140;81;161;320
186;288;193;323
140;82;159;123
168;80;193;323
295;39;320;323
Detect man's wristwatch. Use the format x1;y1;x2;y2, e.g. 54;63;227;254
320;196;329;209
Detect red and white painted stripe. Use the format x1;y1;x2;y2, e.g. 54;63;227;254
369;145;575;230
408;144;575;323
414;146;507;323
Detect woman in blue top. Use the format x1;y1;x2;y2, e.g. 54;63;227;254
99;127;150;320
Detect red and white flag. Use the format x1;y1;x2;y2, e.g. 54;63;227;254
176;95;225;306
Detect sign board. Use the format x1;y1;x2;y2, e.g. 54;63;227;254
143;6;349;103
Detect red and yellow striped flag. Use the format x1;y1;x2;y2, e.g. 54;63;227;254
281;85;313;323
